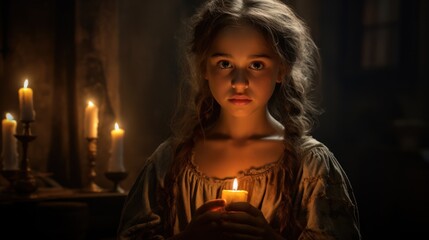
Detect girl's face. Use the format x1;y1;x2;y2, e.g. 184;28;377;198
205;25;284;118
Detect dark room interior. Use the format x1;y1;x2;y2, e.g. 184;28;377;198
1;0;428;239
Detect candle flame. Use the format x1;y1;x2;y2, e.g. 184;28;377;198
233;178;238;191
115;122;120;130
24;79;29;88
5;113;14;120
88;101;94;107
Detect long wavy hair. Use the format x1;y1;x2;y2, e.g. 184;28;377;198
162;0;321;237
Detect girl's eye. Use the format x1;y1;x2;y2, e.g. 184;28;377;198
217;60;233;69
249;62;264;70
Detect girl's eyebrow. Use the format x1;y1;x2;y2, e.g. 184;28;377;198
250;54;272;59
210;52;273;59
210;52;231;58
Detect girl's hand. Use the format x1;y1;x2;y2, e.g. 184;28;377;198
178;199;226;240
220;202;284;240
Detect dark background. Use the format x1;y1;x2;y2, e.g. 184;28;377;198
1;0;428;239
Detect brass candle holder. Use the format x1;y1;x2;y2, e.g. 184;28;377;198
13;121;38;195
104;171;128;193
82;137;104;192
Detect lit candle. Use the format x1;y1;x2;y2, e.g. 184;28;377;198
1;113;19;170
221;178;248;204
18;79;35;121
108;122;125;172
84;101;99;138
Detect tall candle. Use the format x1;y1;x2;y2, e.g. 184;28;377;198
18;79;35;121
221;178;248;204
108;122;125;172
84;101;99;138
1;113;19;170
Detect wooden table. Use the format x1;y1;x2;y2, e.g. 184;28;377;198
0;187;127;240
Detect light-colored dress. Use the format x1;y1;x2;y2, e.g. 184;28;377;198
117;137;361;239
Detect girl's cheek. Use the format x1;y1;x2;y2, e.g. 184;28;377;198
209;70;232;79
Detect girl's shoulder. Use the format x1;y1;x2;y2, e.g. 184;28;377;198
299;136;326;154
297;136;343;178
147;138;174;162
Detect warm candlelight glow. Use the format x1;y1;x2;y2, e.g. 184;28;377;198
2;112;18;170
84;100;99;138
221;178;248;204
6;113;13;120
19;79;35;121
108;121;125;172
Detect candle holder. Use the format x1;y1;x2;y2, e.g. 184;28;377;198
104;171;128;193
82;137;104;192
13;121;38;195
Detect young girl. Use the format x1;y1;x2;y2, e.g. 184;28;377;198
117;0;361;239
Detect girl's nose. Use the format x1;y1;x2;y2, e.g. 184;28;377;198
231;69;249;90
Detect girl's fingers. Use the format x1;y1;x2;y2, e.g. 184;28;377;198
195;199;226;216
222;211;264;227
194;210;223;224
225;202;264;217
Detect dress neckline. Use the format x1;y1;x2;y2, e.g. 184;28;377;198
188;150;285;183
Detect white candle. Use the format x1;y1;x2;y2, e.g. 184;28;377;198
84;101;99;138
108;122;125;172
221;178;248;204
1;113;19;170
18;79;35;121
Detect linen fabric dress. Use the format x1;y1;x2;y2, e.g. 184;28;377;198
117;137;361;239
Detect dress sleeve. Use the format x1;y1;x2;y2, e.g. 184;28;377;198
117;141;173;240
295;145;361;240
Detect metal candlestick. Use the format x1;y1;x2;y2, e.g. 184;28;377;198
13;121;38;195
104;171;128;193
82;137;103;192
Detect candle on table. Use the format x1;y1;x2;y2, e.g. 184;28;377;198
18;79;35;122
1;113;19;170
108;122;125;172
221;178;248;204
84;101;99;138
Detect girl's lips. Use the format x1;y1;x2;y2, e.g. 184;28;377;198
228;98;252;105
